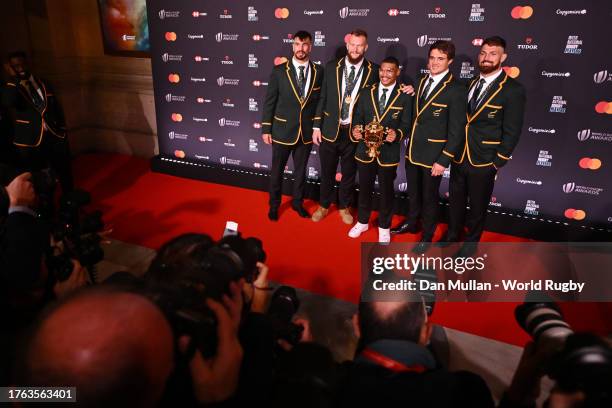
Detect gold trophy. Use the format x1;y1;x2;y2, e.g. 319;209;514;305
355;117;388;158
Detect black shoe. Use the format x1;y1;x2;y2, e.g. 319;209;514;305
390;222;421;235
268;207;279;221
412;241;432;254
435;233;458;248
453;242;478;258
291;204;310;218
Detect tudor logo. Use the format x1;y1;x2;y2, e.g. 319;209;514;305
577;129;591;141
417;35;428;47
562;182;576;193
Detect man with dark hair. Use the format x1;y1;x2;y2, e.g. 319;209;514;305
441;36;526;253
310;29;378;225
2;51;73;193
349;57;413;243
338;293;495;407
261;31;323;221
391;40;467;254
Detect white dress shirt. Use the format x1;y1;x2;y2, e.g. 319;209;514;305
422;69;449;100
292;57;311;98
340;57;365;124
468;68;504;101
378;81;396;110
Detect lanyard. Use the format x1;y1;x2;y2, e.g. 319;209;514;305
361;348;427;374
344;63;365;95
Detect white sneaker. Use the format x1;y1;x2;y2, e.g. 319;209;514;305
348;222;369;238
378;227;391;243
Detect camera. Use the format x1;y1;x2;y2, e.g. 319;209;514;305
217;234;266;283
267;285;304;347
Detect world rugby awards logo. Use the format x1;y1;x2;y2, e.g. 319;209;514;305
217;77;225;86
219;118;226;127
220;157;227;165
562;183;576;193
339;7;349;19
215;32;223;43
417;35;428;47
594;70;608;84
577;129;591;141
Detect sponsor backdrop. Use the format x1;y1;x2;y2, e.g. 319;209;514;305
146;1;611;231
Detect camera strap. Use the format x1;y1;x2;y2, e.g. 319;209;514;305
360;347;427;374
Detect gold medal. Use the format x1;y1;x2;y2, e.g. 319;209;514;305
344;95;352;104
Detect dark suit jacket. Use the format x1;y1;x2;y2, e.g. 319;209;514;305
261;60;323;145
2;76;66;147
407;73;467;168
313;58;378;143
455;73;526;168
352;83;413;166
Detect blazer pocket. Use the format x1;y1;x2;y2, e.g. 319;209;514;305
388;106;403;110
431;102;448;108
274;116;287;122
485;104;503;109
16;119;30;124
427;138;447;143
323;111;330;116
312;87;321;91
481;140;501;145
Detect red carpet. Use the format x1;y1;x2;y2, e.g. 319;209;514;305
74;153;610;346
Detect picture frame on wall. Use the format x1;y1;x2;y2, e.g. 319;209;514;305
97;0;150;57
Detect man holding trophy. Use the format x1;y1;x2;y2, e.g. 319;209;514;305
349;57;413;243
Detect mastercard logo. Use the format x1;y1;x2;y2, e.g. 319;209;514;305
503;66;521;78
344;33;351;43
578;158;602;170
174;150;186;159
564;209;586;221
274;8;290;19
595;101;612;114
165;32;177;41
253;123;261;129
171;113;183;122
335;172;343;182
511;5;533;19
274;57;288;65
168;74;180;83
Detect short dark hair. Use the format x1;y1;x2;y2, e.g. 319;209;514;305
483;36;507;51
350;29;368;40
293;30;312;42
8;51;27;61
381;56;400;68
429;40;455;60
358;299;426;350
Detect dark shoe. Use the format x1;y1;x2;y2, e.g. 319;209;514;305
453;242;478;258
412;240;432;254
291;204;310;218
390;222;421;235
435;233;458;248
268;207;279;221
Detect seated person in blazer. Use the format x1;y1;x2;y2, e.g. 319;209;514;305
349;57;413;243
392;41;467;254
261;31;323;221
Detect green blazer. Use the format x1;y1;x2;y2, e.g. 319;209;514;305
2;76;66;147
454;73;526;168
261;60;323;145
406;73;467;168
352;83;413;167
313;58;378;143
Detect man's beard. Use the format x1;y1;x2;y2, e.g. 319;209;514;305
294;51;308;61
479;61;500;75
347;52;364;65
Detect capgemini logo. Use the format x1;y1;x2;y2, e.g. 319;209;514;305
220;157;227;165
219;118;226;127
217;77;225;86
577;129;591;141
417;35;428;47
594;70;608;84
215;32;223;42
339;7;349;19
562;182;575;193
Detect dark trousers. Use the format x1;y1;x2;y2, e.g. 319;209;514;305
318;126;357;209
269;141;312;208
357;162;397;229
16;132;73;193
448;161;497;242
405;162;443;241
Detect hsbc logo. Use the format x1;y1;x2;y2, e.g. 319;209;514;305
196;97;211;104
199;137;213;142
594;70;611;84
252;80;269;87
252;123;262;129
252;34;270;41
387;9;409;16
192;11;207;17
562;183;575;193
472;38;484;46
194;56;210;62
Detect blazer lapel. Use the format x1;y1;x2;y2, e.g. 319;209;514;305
302;61;318;105
361;60;373;89
379;84;401;121
285;61;303;105
370;84;381;121
468;73;508;122
336;58;344;111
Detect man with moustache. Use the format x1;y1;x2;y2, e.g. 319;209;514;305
261;31;323;221
391;41;467;254
349;57;413;243
310;29;378;225
442;36;526;254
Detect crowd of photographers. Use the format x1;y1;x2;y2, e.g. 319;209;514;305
1;54;610;408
